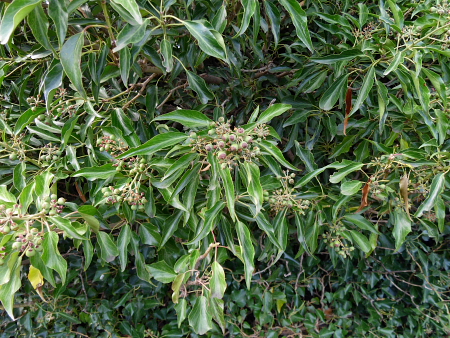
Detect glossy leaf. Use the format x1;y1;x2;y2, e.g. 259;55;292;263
97;232;119;263
60;33;87;98
153;110;213;128
48;0;68;46
279;0;313;52
183;20;227;61
236;221;255;289
188;296;213;335
117;132;188;159
256;103;291;124
319;74;348;111
42;232;67;285
186;70;215;104
415;173;445;217
0;0;42;44
149;261;177;283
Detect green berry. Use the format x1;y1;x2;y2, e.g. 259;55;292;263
25;248;36;257
57;197;66;205
130;205;137;211
9;153;17;160
51;194;57;200
37;114;45;121
12;242;22;250
48;210;56;216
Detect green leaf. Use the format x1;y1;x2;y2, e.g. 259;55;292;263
13;162;26;191
49;216;88;240
210;298;226;334
111;0;143;25
393;209;411;251
343;214;379;234
186;70;215;104
236;221;255;289
383;51;404;76
48;0;68;47
256;103;291;124
264;0;281;47
0;255;22;319
187;201;225;245
61;115;78;145
153;110;213;129
210;261;226;299
311;49;364;64
0;0;42;44
243;162;264;215
14;108;43;135
72;163;117;181
28;4;52;51
97;232;119;263
117;132;188;159
319;74;348;111
149;261;177;283
0;185;16;203
188;296;213;335
42;63;63;110
42;231;67;284
0;252;19;286
329;135;357;158
160;39;173;72
113;21;148;53
349;230;371;253
219;167;236;221
183;20;227;61
119;47;131;87
341;180;363;196
279;0;313;52
60;32;87;99
350;65;375;116
329;162;364;184
294;166;329;188
19;181;34;214
175;299;188;328
159;210;184;248
259;140;297;171
235;0;257;37
415;173;445;217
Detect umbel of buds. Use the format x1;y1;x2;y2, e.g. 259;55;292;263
102;186;147;210
190;118;270;168
40;194;66;215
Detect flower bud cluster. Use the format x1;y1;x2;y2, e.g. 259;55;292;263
112;157;148;176
190;118;269;168
41;194;66;216
101;186;147;210
97;135;128;155
12;227;44;258
265;173;310;215
39;143;62;166
322;224;354;258
0;204;19;233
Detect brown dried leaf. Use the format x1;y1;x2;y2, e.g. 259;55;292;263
356;178;371;212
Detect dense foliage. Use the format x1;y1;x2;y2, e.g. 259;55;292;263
0;0;449;336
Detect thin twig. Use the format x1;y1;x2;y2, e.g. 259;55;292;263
156;83;187;110
123;74;158;110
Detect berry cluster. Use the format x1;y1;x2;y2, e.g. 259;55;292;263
97;135;128;155
41;194;66;215
0;247;6;265
322;224;355;258
11;227;43;258
431;1;450;15
101;186;147;210
265;173;311;215
0;205;19;233
113;157;148;176
190;118;269;169
39;143;62;166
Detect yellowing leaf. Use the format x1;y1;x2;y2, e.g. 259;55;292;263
28;265;44;289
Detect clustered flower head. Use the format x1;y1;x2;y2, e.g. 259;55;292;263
0;204;19;233
265;172;310;215
11;226;44;259
322;223;355;258
112;157;148;176
39;143;62;167
97;135;128;155
190;117;269;169
101;185;147;210
40;194;66;216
